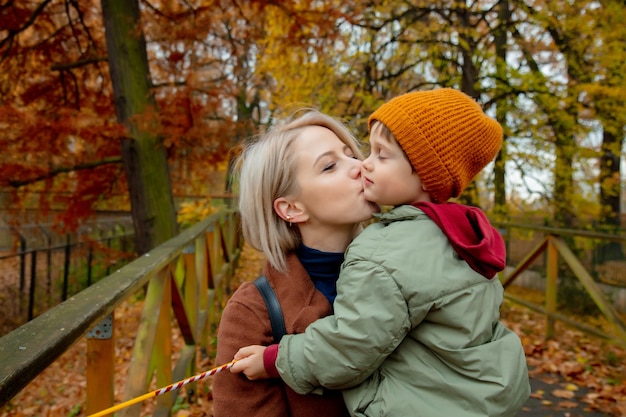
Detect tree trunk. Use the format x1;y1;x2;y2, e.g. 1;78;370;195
224;87;259;197
597;126;623;261
101;0;177;254
493;0;510;218
600;128;622;228
553;126;576;228
455;0;481;208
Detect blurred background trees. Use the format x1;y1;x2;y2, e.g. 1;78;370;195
0;0;624;254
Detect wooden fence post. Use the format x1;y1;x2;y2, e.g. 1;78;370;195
86;313;115;415
545;236;558;340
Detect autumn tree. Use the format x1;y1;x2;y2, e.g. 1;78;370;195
305;1;509;207
508;0;625;230
493;0;511;218
1;0;623;245
102;0;179;253
0;0;125;230
576;1;625;259
136;1;351;193
0;0;176;253
583;1;626;239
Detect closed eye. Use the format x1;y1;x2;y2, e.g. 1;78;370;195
371;148;386;160
322;162;336;172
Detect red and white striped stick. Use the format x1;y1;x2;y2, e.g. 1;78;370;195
87;360;237;417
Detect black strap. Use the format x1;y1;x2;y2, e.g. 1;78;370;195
253;275;287;343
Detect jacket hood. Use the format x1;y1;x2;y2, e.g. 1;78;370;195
413;202;506;279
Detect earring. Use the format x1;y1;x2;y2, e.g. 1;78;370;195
286;215;292;226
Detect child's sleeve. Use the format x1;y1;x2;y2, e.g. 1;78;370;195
275;259;412;394
263;344;280;378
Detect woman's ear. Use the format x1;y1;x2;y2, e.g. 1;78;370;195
289;202;308;223
274;198;308;224
274;197;292;222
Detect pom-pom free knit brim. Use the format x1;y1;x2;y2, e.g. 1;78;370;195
368;88;503;203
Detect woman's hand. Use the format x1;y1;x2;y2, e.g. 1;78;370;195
230;345;269;380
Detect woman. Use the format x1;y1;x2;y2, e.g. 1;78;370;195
211;109;378;417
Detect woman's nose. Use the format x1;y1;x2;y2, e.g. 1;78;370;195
350;159;362;178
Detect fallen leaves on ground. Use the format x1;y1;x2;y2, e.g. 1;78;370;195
1;249;625;416
501;286;626;417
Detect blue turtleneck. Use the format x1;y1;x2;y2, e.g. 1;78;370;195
295;243;344;305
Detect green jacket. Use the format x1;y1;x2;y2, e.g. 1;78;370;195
276;205;530;416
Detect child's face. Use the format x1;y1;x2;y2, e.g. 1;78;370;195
362;126;430;206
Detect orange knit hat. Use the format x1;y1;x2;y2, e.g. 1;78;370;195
368;88;503;203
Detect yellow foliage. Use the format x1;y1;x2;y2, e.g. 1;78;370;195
255;3;349;117
177;198;219;228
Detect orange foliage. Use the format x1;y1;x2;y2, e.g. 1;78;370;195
3;0;623;233
1;0;361;231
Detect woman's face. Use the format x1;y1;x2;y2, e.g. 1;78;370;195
289;126;377;236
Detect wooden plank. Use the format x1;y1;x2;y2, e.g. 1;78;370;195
196;235;210;354
501;237;548;288
205;230;216;290
551;236;626;344
492;221;626;242
171;267;195;346
0;213;227;406
118;269;169;417
212;228;223;290
504;293;619;343
220;222;230;264
184;248;198;341
0;211;239;409
196;235;209;312
545;236;558;339
153;271;173;416
86;313;115;415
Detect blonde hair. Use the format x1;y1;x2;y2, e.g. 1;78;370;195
236;109;364;273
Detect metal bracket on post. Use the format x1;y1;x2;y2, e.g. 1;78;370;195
183;243;195;254
87;314;113;339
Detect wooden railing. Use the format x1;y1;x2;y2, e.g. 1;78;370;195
0;210;243;415
1;214;624;415
496;222;626;347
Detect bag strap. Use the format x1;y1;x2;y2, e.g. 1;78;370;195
253;275;287;344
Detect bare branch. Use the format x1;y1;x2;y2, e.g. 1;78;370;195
0;0;55;51
8;157;123;188
50;56;108;71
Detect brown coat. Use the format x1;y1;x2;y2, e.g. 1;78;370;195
212;253;349;417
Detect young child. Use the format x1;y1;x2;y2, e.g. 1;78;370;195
232;88;531;417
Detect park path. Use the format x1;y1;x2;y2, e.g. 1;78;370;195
517;368;610;417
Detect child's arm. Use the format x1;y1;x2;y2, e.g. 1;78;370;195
247;259;412;394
